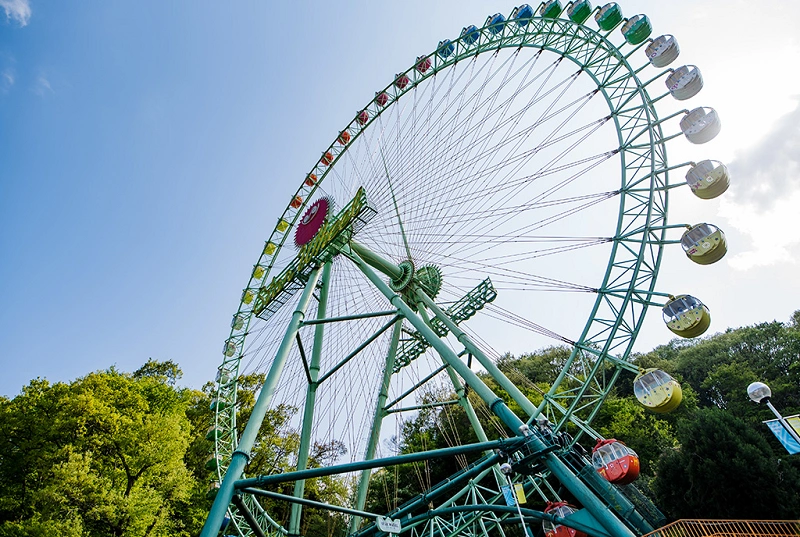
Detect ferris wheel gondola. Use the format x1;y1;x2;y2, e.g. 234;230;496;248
543;502;588;537
663;294;711;338
681;223;727;265
592;439;640;485
634;368;683;413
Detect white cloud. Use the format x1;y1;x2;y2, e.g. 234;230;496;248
719;192;800;270
0;68;13;92
718;101;800;271
0;0;31;27
32;73;52;96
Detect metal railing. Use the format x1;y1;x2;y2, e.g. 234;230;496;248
643;519;800;537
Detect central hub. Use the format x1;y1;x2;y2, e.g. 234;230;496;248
295;197;331;248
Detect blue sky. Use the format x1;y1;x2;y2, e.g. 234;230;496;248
2;0;799;397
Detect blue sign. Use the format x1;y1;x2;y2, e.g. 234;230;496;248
501;485;516;506
764;416;800;455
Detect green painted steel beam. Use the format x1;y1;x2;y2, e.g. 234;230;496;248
385;399;460;415
236;439;522;489
356;505;611;537
244;487;379;520
301;309;399;325
415;287;539;418
316;314;402;385
351;318;403;532
289;261;332;534
365;452;507;531
384;363;449;410
200;266;323;537
231;494;268;537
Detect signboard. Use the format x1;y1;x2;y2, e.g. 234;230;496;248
764;414;800;455
501;485;516;506
514;483;527;504
376;516;402;534
501;484;527;506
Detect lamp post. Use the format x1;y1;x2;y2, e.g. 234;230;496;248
747;381;800;446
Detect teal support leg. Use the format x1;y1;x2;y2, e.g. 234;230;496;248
345;246;636;537
200;266;323;537
289;262;332;535
415;302;493;445
414;288;539;418
350;318;402;533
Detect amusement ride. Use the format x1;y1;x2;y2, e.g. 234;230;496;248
201;2;731;536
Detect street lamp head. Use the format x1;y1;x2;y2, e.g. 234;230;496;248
747;381;772;403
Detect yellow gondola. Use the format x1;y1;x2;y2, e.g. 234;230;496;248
633;368;683;413
680;223;727;265
685;159;730;199
662;294;711;338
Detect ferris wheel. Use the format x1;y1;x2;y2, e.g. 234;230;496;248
201;2;730;536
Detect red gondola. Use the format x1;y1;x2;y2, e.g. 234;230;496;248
543;502;587;537
395;73;410;89
416;56;432;73
591;439;640;485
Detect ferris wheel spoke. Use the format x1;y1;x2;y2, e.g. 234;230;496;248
411;51;552;236
426;119;613;253
395;78;599;220
385;51;539;249
425;72;595;242
410;192;617;265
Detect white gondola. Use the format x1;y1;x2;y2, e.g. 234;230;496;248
646;35;679;67
223;340;237;357
680;107;721;144
662;294;711;338
216;368;232;385
680;223;727;265
685;159;730;199
666;65;703;101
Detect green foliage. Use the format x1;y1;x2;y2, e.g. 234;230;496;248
0;364;201;536
593;396;677;475
365;388;486;515
654;408;800;518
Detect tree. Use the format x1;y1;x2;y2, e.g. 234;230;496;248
653;407;800;519
0;364;200;536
